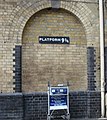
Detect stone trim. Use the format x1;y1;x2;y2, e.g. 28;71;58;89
51;0;61;8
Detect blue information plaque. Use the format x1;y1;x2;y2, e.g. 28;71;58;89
49;87;68;110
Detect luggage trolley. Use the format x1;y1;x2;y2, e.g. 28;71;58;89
47;82;70;120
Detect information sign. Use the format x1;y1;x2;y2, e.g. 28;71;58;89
50;95;67;110
49;87;68;110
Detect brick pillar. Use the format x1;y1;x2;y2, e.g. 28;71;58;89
87;47;96;91
13;46;22;92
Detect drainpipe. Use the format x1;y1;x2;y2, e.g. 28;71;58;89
99;0;105;118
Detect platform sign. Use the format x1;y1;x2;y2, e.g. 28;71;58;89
49;87;68;110
39;36;70;44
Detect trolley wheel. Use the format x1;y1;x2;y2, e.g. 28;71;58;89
47;115;51;120
66;114;70;120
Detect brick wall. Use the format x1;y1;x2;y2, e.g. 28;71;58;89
0;93;23;120
0;91;101;120
24;93;48;120
0;0;104;118
0;0;101;93
0;0;100;93
70;91;101;118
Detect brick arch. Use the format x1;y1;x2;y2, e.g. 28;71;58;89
8;0;94;44
61;1;93;36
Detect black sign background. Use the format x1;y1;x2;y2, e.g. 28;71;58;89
39;36;70;44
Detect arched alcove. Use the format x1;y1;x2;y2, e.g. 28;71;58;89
22;8;87;92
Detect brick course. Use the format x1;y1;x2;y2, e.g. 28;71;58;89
0;91;101;120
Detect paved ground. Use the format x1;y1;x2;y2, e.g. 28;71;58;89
52;118;105;120
71;118;107;120
51;117;107;120
57;118;99;120
71;118;98;120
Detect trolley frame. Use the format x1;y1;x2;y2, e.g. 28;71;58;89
47;83;70;120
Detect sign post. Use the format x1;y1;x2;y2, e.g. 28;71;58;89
47;83;70;120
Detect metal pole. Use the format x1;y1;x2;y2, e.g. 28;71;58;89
99;0;105;117
47;82;50;120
